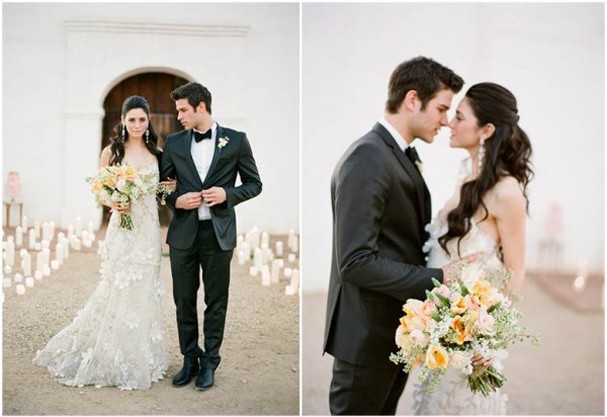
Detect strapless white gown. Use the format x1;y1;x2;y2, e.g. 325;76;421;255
413;159;508;415
33;164;170;390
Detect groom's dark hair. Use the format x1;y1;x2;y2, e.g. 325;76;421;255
386;56;464;113
170;82;213;114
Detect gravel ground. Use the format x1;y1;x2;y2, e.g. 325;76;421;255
2;233;299;416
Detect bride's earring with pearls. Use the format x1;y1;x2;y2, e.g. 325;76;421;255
478;135;486;173
145;129;150;144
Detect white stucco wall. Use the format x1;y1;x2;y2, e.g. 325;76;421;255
2;3;299;234
302;3;605;291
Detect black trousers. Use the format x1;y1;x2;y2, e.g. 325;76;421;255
169;220;234;370
329;357;408;415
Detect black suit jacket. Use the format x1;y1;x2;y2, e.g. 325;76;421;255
160;125;262;251
323;123;443;369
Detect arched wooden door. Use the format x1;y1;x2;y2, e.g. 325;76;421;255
101;72;189;226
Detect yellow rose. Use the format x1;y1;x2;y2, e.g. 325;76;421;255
425;345;449;369
450;295;467;315
471;279;494;306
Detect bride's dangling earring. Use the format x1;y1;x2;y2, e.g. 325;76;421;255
145;129;150;144
477;136;485;175
122;125;126;141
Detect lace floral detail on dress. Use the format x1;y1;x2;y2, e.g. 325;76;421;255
33;164;169;390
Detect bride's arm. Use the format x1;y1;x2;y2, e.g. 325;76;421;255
493;177;527;295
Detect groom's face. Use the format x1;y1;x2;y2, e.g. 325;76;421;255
411;89;453;144
175;98;204;130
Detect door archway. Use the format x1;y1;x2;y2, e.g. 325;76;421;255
101;72;189;226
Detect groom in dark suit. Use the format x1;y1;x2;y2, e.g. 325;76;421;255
161;82;262;391
324;57;464;414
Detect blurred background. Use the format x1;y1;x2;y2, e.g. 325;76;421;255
302;2;604;415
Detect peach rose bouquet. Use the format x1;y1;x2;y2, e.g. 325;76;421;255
87;164;160;230
390;263;539;396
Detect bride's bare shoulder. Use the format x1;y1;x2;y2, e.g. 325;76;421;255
492;176;526;212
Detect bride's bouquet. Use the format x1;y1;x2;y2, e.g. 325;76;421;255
87;164;166;230
390;263;539;396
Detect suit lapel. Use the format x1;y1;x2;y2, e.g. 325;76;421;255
373;123;429;235
181;130;204;189
202;124;224;187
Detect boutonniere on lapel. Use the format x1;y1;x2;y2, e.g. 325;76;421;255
415;160;424;174
218;136;230;149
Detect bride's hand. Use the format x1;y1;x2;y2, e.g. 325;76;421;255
111;201;131;214
471;353;493;371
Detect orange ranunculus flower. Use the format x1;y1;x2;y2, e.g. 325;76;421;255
452;315;471;345
471;279;494;306
124;166;138;182
450;295;467;315
425;345;449;369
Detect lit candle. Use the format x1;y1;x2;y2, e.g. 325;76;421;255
62;239;70;259
14;273;23;283
253;248;263;268
67;225;74;240
25;277;34;288
249;266;258;277
261;265;271;286
22;215;28;229
42;222;51;242
49;221;56;239
291;236;299;254
5;240;15;267
271;259;281;284
288;229;296;250
288;253;296;263
55;243;64;265
261;232;270;247
285;285;295;296
28;229;36;249
241;242;251;261
41;240;50;250
238;249;247;266
43;265;51;277
87;221;94;235
276;241;284;257
42;248;51;270
237;234;244;248
290;269;300;292
34;221;41;239
284;267;293;279
72;238;81;251
51;260;59;270
22;253;31;276
34;270;43;280
15;226;23;247
16;284;26;295
3;266;11;275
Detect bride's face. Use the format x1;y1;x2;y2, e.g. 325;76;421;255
122;108;149;139
448;98;482;150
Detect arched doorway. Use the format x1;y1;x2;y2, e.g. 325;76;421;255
100;72;189;226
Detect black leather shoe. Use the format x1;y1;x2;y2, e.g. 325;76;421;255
172;357;199;387
195;367;215;391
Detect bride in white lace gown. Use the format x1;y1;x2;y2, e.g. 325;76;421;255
412;83;533;415
34;96;173;390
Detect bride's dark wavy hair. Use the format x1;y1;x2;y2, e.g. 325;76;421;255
438;82;533;257
108;95;160;165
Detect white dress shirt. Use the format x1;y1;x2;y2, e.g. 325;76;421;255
379;117;409;152
191;122;217;220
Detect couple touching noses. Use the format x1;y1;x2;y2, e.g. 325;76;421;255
325;56;532;415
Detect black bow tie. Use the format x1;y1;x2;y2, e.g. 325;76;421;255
193;129;212;142
405;146;422;164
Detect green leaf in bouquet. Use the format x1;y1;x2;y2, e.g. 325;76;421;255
431;277;442;288
430;312;442;322
459;281;470;297
425;290;435;302
487;301;501;314
434;291;451;307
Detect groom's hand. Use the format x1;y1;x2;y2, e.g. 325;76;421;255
202;187;227;207
175;192;203;210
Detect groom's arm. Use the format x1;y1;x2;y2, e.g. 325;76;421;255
333;142;442;302
224;133;262;209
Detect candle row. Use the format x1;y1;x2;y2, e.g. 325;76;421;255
240;228;299;254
